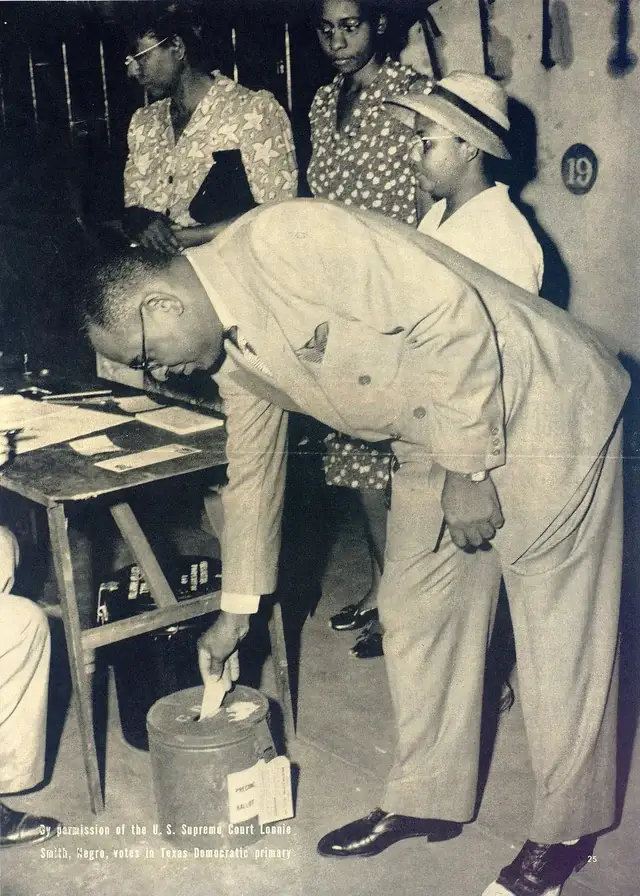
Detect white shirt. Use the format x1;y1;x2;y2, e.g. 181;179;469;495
418;183;544;293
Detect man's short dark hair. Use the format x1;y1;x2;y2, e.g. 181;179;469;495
78;242;172;334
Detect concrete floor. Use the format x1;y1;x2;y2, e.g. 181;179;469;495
2;478;639;896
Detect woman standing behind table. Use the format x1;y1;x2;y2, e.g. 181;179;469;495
308;0;427;659
121;4;298;255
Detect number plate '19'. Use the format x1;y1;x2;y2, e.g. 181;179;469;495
562;143;598;195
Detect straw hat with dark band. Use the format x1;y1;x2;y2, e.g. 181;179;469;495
386;71;511;160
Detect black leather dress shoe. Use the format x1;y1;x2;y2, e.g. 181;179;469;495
490;836;594;895
0;802;60;848
329;604;378;632
349;622;384;658
317;807;462;857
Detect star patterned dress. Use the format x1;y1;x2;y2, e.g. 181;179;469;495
124;73;298;226
308;58;423;491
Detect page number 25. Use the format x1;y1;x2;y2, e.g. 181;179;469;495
562;144;598;195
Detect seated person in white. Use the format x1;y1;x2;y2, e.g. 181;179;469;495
0;437;59;847
387;70;543;294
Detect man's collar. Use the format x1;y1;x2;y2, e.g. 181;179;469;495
185;249;233;329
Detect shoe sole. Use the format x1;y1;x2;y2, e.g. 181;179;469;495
482;882;562;896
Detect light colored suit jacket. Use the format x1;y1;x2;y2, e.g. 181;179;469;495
187;199;630;595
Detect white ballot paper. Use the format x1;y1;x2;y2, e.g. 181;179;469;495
136;406;224;435
113;395;165;414
0;394;132;455
199;651;240;720
94;443;201;472
69;434;123;456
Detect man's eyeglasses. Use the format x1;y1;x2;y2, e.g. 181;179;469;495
125;37;168;71
129;304;149;373
409;134;459;155
316;18;363;39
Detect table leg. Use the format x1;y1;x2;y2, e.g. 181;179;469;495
203;488;224;541
47;503;104;814
268;602;296;743
110;502;178;609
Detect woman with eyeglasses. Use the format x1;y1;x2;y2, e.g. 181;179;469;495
307;0;428;659
121;5;298;255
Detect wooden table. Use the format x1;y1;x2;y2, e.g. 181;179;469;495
0;401;294;814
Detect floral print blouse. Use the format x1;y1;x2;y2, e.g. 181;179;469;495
124;73;298;227
307;59;420;225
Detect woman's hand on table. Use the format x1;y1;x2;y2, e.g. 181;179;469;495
122;206;182;255
172;218;239;250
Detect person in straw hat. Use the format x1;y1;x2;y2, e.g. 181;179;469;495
387;70;544;294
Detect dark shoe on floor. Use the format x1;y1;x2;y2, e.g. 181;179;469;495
0;802;60;848
317;807;462;858
485;837;594;896
349;621;384;658
330;604;378;632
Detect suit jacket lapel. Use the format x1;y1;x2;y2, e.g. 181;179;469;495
224;310;352;433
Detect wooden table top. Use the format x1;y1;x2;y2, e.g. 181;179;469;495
0;372;227;506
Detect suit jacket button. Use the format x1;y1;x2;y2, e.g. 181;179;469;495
413;406;426;419
358;374;371;385
492;448;501;456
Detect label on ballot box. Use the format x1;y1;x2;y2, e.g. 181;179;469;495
227;756;293;826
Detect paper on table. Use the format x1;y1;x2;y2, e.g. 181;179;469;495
69;434;123;456
136;405;224;435
113;395;165;414
0;395;132;455
94;443;201;472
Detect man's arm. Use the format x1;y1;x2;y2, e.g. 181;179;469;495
387;268;507;551
198;359;289;677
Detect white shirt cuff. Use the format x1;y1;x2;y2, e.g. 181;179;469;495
221;592;261;614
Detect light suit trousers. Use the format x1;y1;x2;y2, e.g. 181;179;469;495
0;527;50;793
378;425;623;844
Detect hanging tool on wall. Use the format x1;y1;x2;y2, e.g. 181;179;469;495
420;6;443;80
608;0;637;78
541;0;556;69
478;0;494;77
549;2;573;69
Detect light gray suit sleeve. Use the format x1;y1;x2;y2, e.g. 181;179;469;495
214;360;289;597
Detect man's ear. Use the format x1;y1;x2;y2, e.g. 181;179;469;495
144;293;185;316
377;13;387;35
461;141;480;162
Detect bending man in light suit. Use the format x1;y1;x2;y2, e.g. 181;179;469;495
82;196;629;896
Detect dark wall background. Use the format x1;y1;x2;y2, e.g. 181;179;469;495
0;0;338;368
